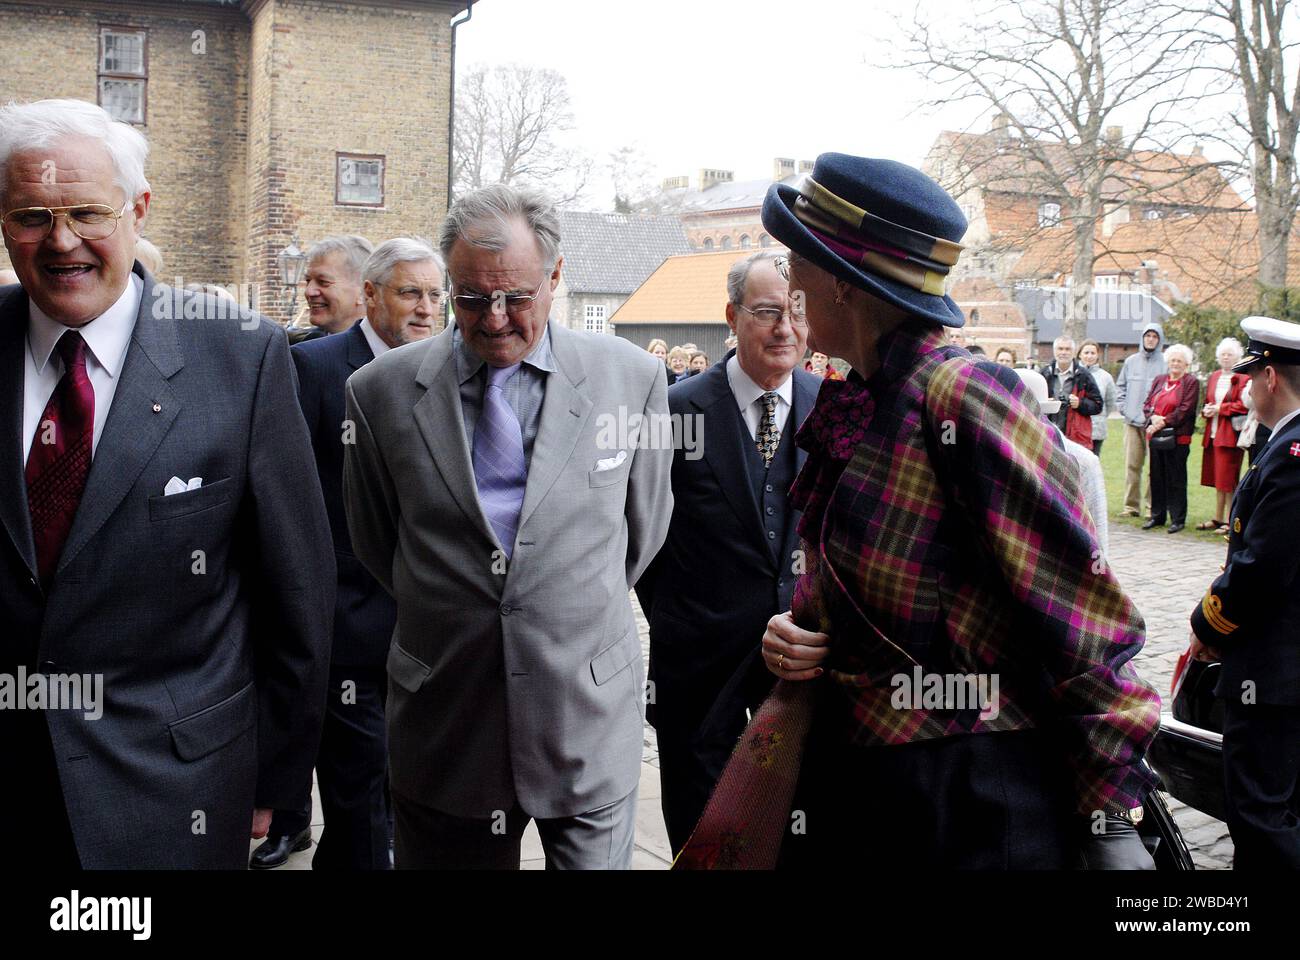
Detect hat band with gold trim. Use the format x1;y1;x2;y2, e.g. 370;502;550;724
791;177;965;297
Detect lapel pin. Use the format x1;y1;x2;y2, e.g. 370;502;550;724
152;402;162;413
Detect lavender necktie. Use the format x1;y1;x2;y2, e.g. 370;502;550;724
472;362;527;558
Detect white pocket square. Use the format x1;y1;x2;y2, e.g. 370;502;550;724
593;451;628;472
164;476;203;496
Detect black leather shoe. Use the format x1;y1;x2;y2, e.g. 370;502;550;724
1167;523;1185;534
249;828;312;869
1141;518;1164;529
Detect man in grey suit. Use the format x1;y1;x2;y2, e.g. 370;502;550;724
0;98;333;868
344;184;673;869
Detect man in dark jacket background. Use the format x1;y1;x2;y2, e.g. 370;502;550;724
1040;336;1102;450
636;250;818;855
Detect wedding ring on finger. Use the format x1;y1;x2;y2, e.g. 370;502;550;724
777;653;786;670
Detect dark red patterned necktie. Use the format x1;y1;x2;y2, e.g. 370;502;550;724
26;330;95;584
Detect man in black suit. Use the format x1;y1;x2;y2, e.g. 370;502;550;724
250;237;444;869
0;98;332;868
636;250;818;854
1190;315;1300;870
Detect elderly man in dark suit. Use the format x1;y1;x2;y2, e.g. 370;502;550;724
251;237;445;869
636;250;818;855
0;98;332;868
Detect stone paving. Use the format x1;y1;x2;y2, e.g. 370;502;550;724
265;514;1233;870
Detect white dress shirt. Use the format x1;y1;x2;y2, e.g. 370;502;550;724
359;317;391;358
23;274;142;465
726;353;793;441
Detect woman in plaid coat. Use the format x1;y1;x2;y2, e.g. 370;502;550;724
682;154;1160;870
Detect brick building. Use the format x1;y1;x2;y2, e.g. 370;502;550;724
923;117;1252;358
0;0;468;320
663;158;811;252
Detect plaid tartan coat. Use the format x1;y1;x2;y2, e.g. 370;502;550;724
789;323;1160;818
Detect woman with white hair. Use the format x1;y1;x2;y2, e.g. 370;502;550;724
1196;337;1249;534
1141;343;1201;533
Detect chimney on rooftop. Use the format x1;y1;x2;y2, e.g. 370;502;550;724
699;168;734;191
991;111;1012;139
774;157;796;181
1105;125;1124;145
661;175;689;192
797;159;814;173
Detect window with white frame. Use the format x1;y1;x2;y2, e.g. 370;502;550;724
1144;208;1163;220
1094;274;1119;290
336;154;385;206
99;26;147;124
740;234;751;249
584;304;607;334
1037;201;1062;228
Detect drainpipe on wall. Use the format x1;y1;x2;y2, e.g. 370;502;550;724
447;0;474;208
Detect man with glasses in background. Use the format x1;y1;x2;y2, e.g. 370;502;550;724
342;184;673;868
635;250;818;855
251;237;446;870
0;98;332;868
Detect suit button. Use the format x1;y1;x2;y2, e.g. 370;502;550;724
765;484;773;493
500;604;512;616
767;530;776;540
766;506;775;515
39;660;55;671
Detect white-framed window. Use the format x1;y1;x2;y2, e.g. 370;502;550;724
740;234;751;249
336;153;385;206
1037;201;1061;228
759;233;771;247
584;304;607;334
720;236;733;250
1144;208;1163;220
1094;274;1119;290
98;26;147;124
702;238;714;251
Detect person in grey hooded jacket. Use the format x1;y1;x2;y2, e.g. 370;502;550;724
1115;322;1167;517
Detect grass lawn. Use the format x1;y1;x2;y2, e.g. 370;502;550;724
1097;417;1241;544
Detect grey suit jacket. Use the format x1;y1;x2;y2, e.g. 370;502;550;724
0;264;334;868
344;321;672;819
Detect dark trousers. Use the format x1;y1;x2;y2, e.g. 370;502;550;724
1092;438;1104;458
657;727;720;856
777;706;1077;869
1222;699;1300;869
270;664;392;869
4;712;80;869
1149;444;1190;525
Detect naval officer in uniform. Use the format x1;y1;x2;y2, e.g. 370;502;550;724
1190;315;1300;870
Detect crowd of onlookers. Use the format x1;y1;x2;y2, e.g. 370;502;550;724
683;322;1261;541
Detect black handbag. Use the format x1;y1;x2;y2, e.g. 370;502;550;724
1149;426;1177;451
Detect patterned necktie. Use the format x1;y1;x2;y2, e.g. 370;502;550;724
756;391;780;466
472;362;527;559
26;330;95;584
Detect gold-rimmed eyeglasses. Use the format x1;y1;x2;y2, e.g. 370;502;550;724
1;202;132;243
378;282;445;306
735;302;807;327
451;276;547;316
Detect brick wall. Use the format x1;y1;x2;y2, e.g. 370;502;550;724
0;0;249;288
1;0;458;322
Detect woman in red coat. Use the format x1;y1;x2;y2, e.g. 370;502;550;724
1142;343;1200;533
1197;338;1249;534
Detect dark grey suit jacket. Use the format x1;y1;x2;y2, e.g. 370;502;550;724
0;264;334;868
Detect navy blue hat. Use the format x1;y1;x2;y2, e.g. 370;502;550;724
762;153;969;327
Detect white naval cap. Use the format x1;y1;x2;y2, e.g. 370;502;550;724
1234;315;1300;371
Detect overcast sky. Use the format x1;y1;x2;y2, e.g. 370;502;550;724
455;0;985;206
